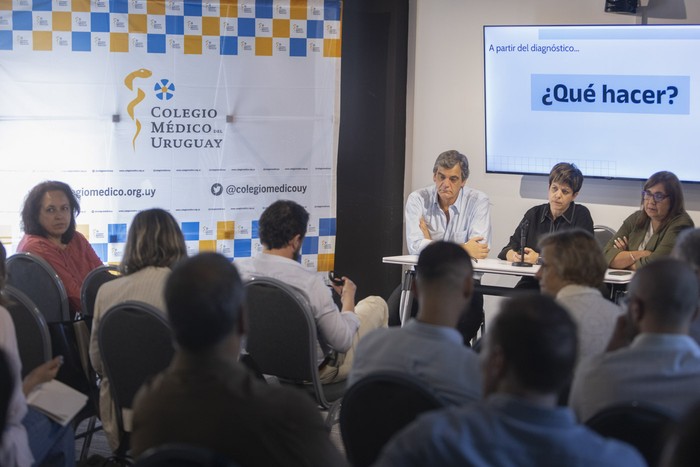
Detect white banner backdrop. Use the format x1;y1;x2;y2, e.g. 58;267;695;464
0;0;341;271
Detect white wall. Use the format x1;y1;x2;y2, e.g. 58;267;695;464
406;0;700;316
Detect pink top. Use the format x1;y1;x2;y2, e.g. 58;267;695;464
17;232;103;314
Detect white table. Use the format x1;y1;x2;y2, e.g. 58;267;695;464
383;255;634;325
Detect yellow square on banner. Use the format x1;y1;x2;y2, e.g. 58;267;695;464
76;224;90;239
220;0;238;18
184;35;202;54
72;0;91;12
129;14;147;33
110;33;129;52
324;39;342;57
52;12;72;31
0;0;12;11
202;17;220;36
32;31;52;51
273;19;290;38
256;37;272;56
290;0;307;20
147;0;166;15
317;254;335;272
217;221;235;240
199;240;217;252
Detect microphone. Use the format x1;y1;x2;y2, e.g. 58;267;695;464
512;219;533;267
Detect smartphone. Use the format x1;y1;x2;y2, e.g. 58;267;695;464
328;271;345;286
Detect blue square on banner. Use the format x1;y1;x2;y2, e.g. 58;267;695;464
184;0;202;17
109;0;128;14
108;223;127;243
91;13;110;32
72;32;91;51
91;243;108;263
0;31;12;50
255;0;273;18
147;34;166;53
290;38;306;57
181;222;199;241
307;20;323;39
234;239;252;258
238;18;255;37
166;15;184;35
303;236;319;255
220;36;237;55
32;0;52;11
319;218;336;236
324;0;342;21
251;220;259;239
12;11;32;31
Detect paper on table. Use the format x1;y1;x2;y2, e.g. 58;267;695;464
26;379;88;426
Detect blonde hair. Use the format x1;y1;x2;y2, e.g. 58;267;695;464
121;208;187;275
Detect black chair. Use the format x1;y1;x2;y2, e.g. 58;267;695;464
134;443;239;467
585;401;678;467
0;349;15;434
3;285;51;378
6;252;70;323
80;265;121;322
339;372;445;467
98;301;175;459
244;277;345;425
594;225;616;249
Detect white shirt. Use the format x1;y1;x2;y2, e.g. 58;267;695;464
405;185;492;255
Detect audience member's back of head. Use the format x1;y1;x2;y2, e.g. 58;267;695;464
630;258;698;328
539;229;607;288
416;241;473;291
258;200;309;248
672;227;700;273
490;295;577;394
120;208;187;275
165;253;245;353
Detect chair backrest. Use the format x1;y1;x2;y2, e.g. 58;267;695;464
244;277;326;404
98;300;175;450
593;225;616;249
0;349;13;435
81;265;121;318
6;252;70;322
585;401;678;467
135;443;239;467
3;285;52;378
340;371;445;467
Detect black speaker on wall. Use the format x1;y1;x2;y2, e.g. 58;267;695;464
605;0;638;14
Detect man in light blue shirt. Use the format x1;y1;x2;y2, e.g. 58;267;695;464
375;295;645;467
405;150;491;257
402;150;491;343
569;258;700;421
348;241;481;406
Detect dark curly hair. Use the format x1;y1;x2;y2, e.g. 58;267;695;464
258;200;309;249
21;181;80;244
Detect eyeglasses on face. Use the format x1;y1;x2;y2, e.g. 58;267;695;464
642;190;670;203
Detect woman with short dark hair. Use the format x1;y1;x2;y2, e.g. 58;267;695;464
17;180;102;315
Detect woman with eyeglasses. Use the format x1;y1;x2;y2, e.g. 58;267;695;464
604;171;694;270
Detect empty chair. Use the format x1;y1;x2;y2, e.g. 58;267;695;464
594;225;616;250
3;285;51;378
586;401;678;467
6;252;70;323
340;372;445;467
80;265;120;321
244;277;345;422
98;301;175;459
134;443;239;467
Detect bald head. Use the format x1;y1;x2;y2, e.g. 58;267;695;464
628;258;698;329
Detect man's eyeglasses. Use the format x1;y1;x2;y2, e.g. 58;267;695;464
642;190;670;202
